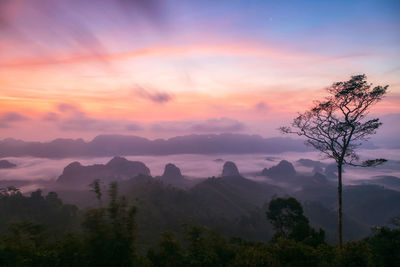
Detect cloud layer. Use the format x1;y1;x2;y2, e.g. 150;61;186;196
0;112;29;128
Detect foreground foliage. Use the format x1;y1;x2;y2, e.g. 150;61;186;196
0;188;399;266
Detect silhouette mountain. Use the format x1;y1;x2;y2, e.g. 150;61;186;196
157;163;200;189
106;156;150;176
261;160;296;179
0;134;309;158
57;156;150;186
48;157;398;243
162;163;183;180
221;161;240;177
0;159;16;169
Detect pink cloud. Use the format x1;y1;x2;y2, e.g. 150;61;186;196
133;85;173;104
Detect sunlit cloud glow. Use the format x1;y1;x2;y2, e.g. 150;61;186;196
0;0;399;141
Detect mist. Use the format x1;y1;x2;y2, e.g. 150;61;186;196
1;148;398;187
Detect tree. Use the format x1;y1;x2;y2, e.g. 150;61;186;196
367;226;400;266
147;232;186;267
266;197;324;246
280;74;387;248
83;181;137;266
267;197;308;240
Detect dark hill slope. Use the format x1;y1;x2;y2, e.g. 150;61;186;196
191;175;281;218
343;185;400;226
295;183;400;232
355;175;400;191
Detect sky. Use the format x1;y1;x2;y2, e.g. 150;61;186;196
0;0;399;141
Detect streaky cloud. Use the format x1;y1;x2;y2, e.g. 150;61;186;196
134;85;173;104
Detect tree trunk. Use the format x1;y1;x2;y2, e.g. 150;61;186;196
337;162;343;249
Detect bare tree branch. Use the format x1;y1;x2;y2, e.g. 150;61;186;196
280;74;388;248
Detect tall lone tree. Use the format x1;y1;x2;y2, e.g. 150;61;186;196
280;74;387;248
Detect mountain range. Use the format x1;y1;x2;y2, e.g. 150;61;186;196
51;156;400;244
0;133;310;158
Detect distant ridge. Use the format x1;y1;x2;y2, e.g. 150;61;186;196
0;159;16;169
57;156;150;185
0;133;309;158
261;160;297;180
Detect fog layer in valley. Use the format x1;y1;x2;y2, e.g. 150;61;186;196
1;148;399;189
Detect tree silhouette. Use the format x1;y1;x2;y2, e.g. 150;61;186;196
267;197;308;240
83;181;137;266
280;74;387;248
266;197;325;246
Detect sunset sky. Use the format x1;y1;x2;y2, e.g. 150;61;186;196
0;0;399;141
